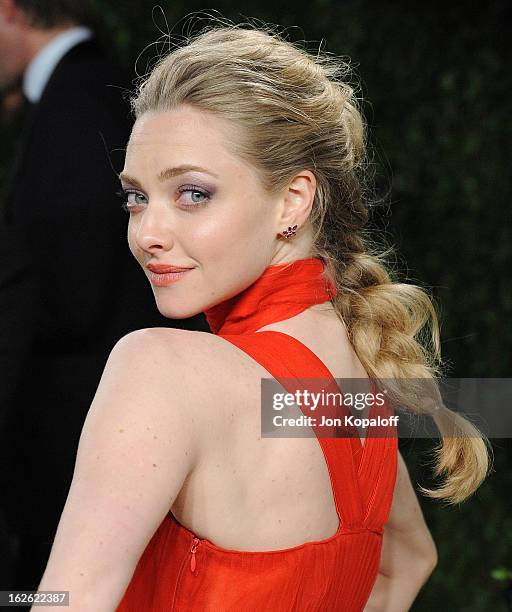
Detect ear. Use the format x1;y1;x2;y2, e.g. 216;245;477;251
276;170;317;233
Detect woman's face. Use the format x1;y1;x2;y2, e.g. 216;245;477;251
120;105;282;319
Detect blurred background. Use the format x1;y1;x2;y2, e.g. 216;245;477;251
1;1;510;610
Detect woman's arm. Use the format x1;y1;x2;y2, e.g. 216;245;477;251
363;450;438;612
31;329;200;612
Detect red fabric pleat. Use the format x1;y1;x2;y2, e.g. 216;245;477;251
204;258;337;335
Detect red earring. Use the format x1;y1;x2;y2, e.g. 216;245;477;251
280;224;298;239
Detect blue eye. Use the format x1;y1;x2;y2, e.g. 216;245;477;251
178;185;210;208
115;189;145;212
115;184;211;213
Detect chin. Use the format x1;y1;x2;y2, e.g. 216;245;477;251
153;299;203;321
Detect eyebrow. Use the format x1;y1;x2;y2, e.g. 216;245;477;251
118;164;219;188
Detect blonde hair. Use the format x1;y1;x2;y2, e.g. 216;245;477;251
130;21;491;504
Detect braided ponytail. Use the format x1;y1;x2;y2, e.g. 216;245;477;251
131;22;491;503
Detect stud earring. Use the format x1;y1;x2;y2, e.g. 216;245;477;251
279;224;298;239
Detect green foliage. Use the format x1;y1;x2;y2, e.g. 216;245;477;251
491;567;512;582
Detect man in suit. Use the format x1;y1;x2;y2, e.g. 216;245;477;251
0;0;208;591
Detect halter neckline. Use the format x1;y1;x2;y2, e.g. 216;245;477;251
204;257;337;335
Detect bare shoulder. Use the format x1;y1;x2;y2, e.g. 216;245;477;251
109;326;250;438
114;327;242;382
42;329;229;589
93;327;222;442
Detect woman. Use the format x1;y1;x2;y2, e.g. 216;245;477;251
35;24;490;611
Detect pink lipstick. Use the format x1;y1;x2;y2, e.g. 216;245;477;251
146;263;194;286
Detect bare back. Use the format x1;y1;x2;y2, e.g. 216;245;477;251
168;303;372;552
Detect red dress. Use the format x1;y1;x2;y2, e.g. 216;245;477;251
116;258;398;611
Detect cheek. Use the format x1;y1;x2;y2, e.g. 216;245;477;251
123;198;274;264
126;221;140;259
192;204;272;259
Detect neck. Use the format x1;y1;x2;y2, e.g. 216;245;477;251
204;257;337;336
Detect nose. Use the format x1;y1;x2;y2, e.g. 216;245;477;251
133;202;176;254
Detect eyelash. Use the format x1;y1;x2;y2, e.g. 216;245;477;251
115;185;211;212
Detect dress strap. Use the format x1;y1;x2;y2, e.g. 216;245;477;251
219;330;398;530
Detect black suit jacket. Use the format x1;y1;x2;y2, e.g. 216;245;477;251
0;36;208;581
